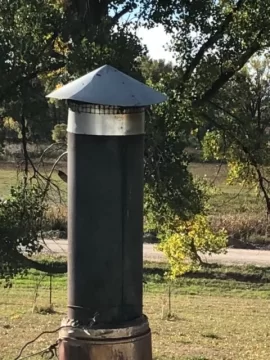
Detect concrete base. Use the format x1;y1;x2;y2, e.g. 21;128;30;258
58;315;152;360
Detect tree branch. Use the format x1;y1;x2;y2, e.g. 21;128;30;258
16;252;67;274
194;31;263;107
183;0;246;83
0;62;65;104
37;142;66;171
20;113;29;184
252;165;270;213
208;100;240;121
200;111;230;133
111;4;134;25
41;151;68;202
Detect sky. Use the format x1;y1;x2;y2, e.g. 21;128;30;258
136;25;175;63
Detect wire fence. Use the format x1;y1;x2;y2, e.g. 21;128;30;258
1;273;173;311
1;273;67;310
0;271;177;360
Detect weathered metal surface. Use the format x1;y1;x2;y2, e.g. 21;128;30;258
67;108;145;136
60;315;150;340
67;132;144;324
59;317;152;360
46;64;166;107
58;332;152;360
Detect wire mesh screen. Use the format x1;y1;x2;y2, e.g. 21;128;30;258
68;100;145;115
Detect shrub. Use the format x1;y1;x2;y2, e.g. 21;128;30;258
158;215;228;278
52;123;67;143
0;183;47;283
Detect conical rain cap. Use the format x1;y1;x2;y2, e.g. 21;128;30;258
47;65;167;107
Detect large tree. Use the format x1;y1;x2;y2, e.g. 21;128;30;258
141;0;270;231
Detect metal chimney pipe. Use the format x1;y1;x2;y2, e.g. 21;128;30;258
66;102;145;325
47;65;167;360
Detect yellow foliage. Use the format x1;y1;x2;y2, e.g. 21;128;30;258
3;117;20;132
45;66;66;80
43;32;55;41
227;161;256;186
54;37;70;56
158;215;227;278
55;83;63;89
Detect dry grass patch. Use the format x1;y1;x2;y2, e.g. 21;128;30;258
147;292;270;360
210;213;270;247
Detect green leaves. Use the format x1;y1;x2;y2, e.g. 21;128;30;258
0;0;145;141
52;123;67;143
0;183;48;283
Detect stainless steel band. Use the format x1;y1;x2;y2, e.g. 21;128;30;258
67;109;145;136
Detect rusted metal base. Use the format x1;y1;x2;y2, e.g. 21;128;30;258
58;315;152;360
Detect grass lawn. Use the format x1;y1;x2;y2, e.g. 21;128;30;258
1;262;270;360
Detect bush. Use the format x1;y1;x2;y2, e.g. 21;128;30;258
158;215;228;278
0;183;47;283
52;123;67;143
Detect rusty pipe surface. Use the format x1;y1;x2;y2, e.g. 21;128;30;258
58;316;152;360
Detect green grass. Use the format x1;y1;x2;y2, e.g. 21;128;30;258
0;167;17;197
189;163;265;215
0;161;264;214
144;262;270;299
2;262;270;359
0;161;264;215
0;162;67;199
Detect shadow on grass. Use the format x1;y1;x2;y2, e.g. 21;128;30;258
143;263;270;284
37;257;270;284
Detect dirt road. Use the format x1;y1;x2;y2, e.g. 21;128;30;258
42;239;270;266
